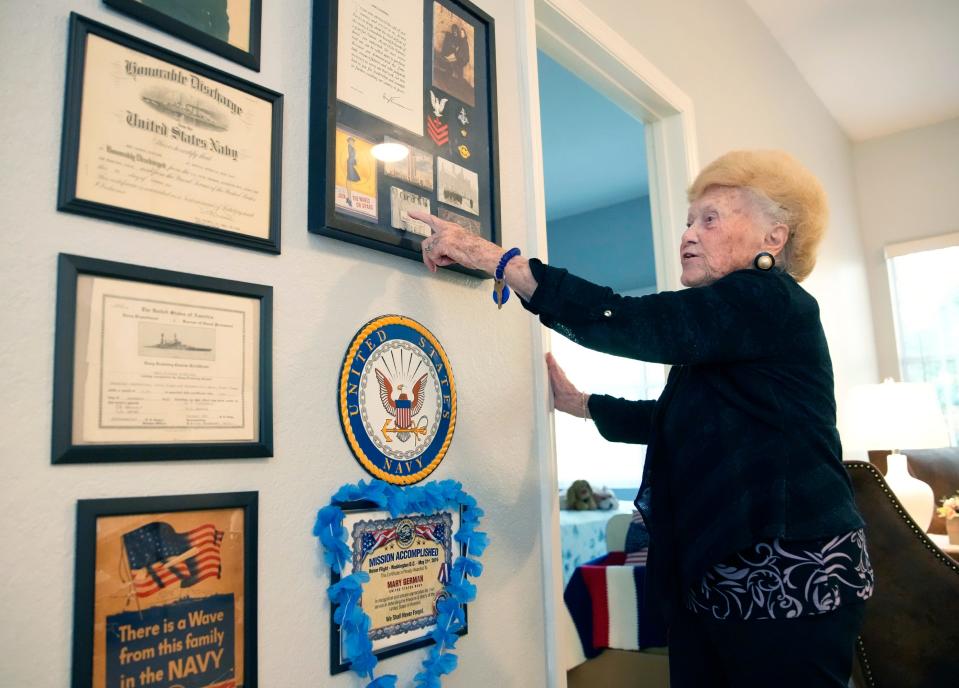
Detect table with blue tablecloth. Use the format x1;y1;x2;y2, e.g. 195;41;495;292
559;504;634;586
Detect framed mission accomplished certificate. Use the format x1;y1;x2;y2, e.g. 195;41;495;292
52;254;273;463
58;14;283;253
330;501;467;671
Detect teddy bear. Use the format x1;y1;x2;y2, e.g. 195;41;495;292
565;479;597;510
592;486;619;511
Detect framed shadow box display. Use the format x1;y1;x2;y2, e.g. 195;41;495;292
104;0;263;71
58;13;283;253
52;254;273;463
72;491;258;688
308;0;500;277
329;500;467;672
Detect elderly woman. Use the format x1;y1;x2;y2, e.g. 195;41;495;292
411;150;873;686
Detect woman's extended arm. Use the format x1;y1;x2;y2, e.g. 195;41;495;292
410;210;538;300
546;352;656;444
409;211;792;366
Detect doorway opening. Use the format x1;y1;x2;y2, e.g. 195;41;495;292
537;48;665;585
527;1;698;684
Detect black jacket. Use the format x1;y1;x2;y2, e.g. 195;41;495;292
522;260;865;618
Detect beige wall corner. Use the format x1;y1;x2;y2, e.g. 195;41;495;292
852;116;959;384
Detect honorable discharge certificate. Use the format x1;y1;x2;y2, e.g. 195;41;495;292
73;275;260;444
75;33;273;238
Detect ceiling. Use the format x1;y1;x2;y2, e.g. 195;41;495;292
745;0;959;142
537;50;649;220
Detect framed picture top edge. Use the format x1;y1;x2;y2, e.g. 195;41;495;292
70;12;276;99
103;0;263;71
77;490;259;519
58;253;273;300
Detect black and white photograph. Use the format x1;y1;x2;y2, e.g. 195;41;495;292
383;137;435;191
438;206;481;235
390;187;432;237
437;156;479;216
431;1;475;107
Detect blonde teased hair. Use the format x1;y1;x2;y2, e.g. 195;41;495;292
687;150;828;282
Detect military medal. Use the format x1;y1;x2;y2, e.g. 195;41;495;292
338;315;456;484
427;90;450;147
454;106;471;160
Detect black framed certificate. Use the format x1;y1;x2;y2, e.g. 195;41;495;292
308;0;500;277
72;492;258;688
330;500;467;671
52;254;273;463
104;0;263;71
58;14;283;253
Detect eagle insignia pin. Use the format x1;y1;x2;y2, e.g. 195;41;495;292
427;90;450;147
338;315;456;484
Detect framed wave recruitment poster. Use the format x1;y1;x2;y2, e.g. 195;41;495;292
308;0;501;277
71;492;258;688
330;500;467;671
58;14;283;253
51;254;273;463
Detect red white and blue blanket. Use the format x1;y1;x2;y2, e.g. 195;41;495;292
563;551;667;658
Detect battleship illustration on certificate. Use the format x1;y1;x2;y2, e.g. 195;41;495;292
140;85;230;131
137;322;217;361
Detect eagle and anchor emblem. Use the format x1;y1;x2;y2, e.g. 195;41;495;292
376;369;429;444
338;315;456;485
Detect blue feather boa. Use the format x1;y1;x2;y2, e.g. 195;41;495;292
314;479;487;687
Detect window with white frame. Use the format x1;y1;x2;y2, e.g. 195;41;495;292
886;233;959;446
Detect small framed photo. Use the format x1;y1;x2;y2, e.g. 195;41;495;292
330;500;467;672
71;492;258;688
52;253;273;463
104;0;262;71
309;0;500;277
59;14;283;254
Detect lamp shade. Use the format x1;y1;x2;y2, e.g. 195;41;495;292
845;380;949;452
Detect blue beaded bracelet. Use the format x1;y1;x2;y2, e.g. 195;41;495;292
492;247;522;307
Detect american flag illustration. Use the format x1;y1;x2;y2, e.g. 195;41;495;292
376;368;428;430
361;527;399;559
396;397;412;429
122;522;224;599
415;523;444;544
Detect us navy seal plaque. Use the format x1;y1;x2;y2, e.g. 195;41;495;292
339;315;456;484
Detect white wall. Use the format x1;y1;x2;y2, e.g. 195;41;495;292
0;1;549;686
852;116;959;381
578;0;880;441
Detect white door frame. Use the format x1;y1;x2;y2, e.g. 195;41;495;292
513;0;698;684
